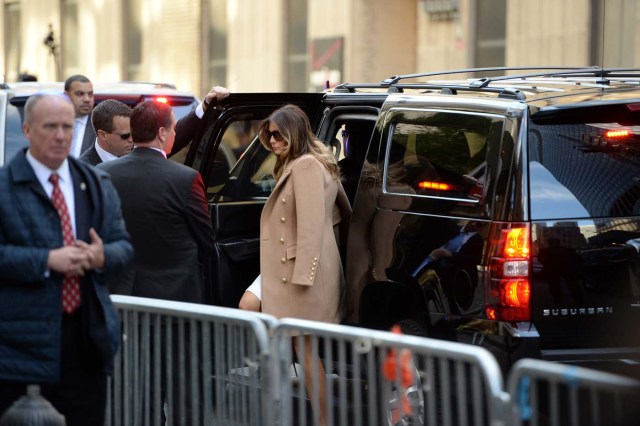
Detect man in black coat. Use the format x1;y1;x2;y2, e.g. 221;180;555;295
0;94;133;426
98;100;214;302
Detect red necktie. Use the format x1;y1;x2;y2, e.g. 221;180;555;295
49;174;81;314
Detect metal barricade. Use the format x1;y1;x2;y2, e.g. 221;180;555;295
106;295;277;426
506;358;640;426
270;318;511;426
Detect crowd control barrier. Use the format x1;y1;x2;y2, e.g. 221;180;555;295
107;295;276;426
269;318;511;426
507;358;640;426
107;295;640;426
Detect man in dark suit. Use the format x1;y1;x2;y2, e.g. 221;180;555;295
98;100;214;302
98;100;214;424
64;75;96;158
0;94;133;425
80;99;133;166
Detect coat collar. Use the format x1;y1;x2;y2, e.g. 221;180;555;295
271;155;307;194
9;148;103;214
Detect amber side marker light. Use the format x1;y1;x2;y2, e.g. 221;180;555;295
418;181;452;191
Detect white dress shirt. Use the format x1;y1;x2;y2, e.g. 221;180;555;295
95;138;119;163
26;150;77;238
71;115;89;158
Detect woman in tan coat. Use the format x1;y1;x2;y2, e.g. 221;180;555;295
258;104;349;425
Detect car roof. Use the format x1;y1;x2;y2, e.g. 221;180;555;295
2;81;197;100
327;67;640;109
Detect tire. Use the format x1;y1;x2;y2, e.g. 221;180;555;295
395;319;428;337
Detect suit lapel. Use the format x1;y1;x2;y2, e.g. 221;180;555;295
263;157;298;214
81;113;95;154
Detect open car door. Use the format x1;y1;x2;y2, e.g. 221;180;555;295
184;93;326;306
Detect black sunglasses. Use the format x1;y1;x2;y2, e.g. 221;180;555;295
106;131;131;140
265;130;284;142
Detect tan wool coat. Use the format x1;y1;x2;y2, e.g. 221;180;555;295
260;154;350;323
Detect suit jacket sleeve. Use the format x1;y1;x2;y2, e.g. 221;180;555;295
185;172;214;260
170;110;202;157
291;157;327;286
98;175;133;273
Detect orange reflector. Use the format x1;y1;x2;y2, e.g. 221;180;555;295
154;97;169;104
418;181;452;191
500;279;530;308
605;129;631;138
503;227;530;258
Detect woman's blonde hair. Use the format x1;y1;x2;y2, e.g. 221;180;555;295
258;104;339;180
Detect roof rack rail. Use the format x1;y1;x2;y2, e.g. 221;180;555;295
333;82;526;99
379;66;599;86
333;67;640;97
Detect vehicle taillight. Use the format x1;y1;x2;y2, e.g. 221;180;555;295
154;97;169;104
485;222;531;321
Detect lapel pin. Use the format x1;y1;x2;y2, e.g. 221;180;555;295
80;182;87;191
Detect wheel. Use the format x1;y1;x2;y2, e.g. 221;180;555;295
382;356;425;426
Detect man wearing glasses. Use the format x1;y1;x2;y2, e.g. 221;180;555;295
80;99;132;166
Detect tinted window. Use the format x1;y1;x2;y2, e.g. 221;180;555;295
203;116;274;201
382;111;504;218
529;118;640;219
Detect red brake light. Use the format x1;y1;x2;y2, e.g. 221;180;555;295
154;97;169;104
485;222;531;321
500;279;530;308
418;181;453;191
604;129;631;139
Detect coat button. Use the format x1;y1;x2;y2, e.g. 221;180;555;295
279;237;285;244
313;257;318;261
281;198;286;203
281;217;286;223
281;257;286;263
281;277;287;283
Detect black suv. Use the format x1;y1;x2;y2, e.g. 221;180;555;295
181;67;640;377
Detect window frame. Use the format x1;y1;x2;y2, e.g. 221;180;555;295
381;108;505;205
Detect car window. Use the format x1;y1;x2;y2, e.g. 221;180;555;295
529;118;640;219
4;102;27;163
381;111;504;218
204;117;273;200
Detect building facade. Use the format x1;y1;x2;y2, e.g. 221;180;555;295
2;0;639;96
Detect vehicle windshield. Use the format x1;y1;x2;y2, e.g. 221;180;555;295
528;113;640;220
